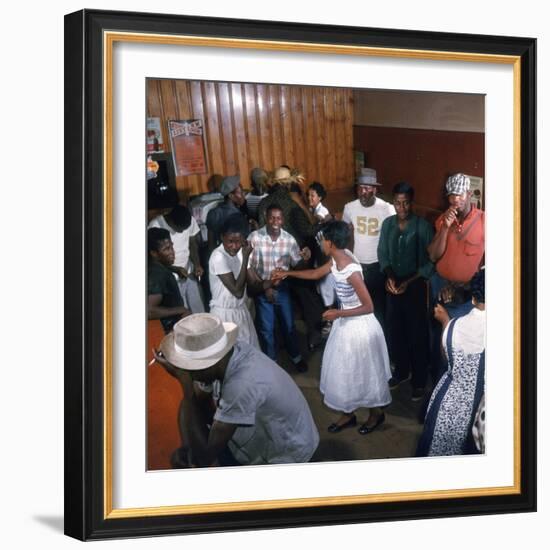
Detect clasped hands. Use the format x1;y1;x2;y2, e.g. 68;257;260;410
385;277;409;295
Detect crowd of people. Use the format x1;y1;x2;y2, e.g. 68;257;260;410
147;165;486;468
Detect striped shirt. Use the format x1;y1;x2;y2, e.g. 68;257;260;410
245;192;268;220
248;226;302;280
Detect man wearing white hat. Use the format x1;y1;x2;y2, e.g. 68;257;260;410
342;168;395;331
154;313;320;467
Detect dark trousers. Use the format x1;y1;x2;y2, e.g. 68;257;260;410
387;278;430;389
361;262;387;336
289;278;323;344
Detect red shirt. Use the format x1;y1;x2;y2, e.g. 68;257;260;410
435;206;485;283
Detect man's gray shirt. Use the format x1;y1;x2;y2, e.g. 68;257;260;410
214;342;319;464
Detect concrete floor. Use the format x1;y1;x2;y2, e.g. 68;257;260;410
278;320;428;463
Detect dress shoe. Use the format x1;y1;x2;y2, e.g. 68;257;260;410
411;387;425;401
307;332;323;351
328;414;357;433
358;413;385;435
388;374;411;389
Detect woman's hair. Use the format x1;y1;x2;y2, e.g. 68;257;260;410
471;269;485;303
221;213;248;237
318;220;350;250
308;181;327;200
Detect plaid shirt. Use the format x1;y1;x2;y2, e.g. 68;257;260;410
248;226;302;280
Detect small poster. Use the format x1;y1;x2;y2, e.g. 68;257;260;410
354;151;365;175
168;119;208;176
146;117;164;153
467;175;484;209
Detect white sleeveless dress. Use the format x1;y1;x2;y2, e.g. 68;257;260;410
320;253;392;413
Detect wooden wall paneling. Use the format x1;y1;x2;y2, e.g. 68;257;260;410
174;80;192;119
217;82;237;179
323;88;337;188
159;79;190;195
203;81;225;178
146;79;163;120
188;80;210;196
344;89;354;187
147;80;356;197
268;85;283;171
230;83;250;187
279;85;295;168
256;84;273;175
244;83;261;176
333;89;346;188
291;86;305;174
302;87;317;184
313;87;328;187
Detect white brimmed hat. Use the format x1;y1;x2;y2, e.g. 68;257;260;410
159;313;238;371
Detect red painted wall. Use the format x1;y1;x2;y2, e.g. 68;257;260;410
353;126;484;216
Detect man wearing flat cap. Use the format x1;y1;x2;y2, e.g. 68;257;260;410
206;175;249;250
428;173;485;291
154;313;319;467
427;173;485;381
342;168;395;331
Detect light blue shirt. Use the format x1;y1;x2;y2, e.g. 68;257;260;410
214;342;319;464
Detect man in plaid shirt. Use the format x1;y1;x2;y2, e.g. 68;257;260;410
248;204;310;372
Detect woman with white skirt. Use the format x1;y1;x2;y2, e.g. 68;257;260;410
208;214;260;348
272;221;391;434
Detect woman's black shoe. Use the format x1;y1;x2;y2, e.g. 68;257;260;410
328;414;357;433
358;413;385;435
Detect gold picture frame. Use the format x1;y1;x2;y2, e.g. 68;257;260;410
64;9;536;540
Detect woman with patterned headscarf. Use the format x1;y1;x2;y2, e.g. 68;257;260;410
416;269;486;456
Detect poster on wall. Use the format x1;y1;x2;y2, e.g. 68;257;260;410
467;175;484;209
168;119;208;176
354;150;365;175
146;117;164;153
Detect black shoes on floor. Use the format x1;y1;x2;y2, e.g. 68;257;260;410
328;414;357;433
358;413;386;435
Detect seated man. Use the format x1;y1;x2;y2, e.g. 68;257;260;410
247;204;310;372
148;204;205;313
154;313;320;466
147;227;191;333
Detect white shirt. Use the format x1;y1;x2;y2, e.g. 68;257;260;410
313;202;330;220
208;244;248;309
148;215;200;271
342;197;395;264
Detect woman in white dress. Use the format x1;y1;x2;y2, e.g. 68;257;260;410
208;214;260;348
272;221;391;434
